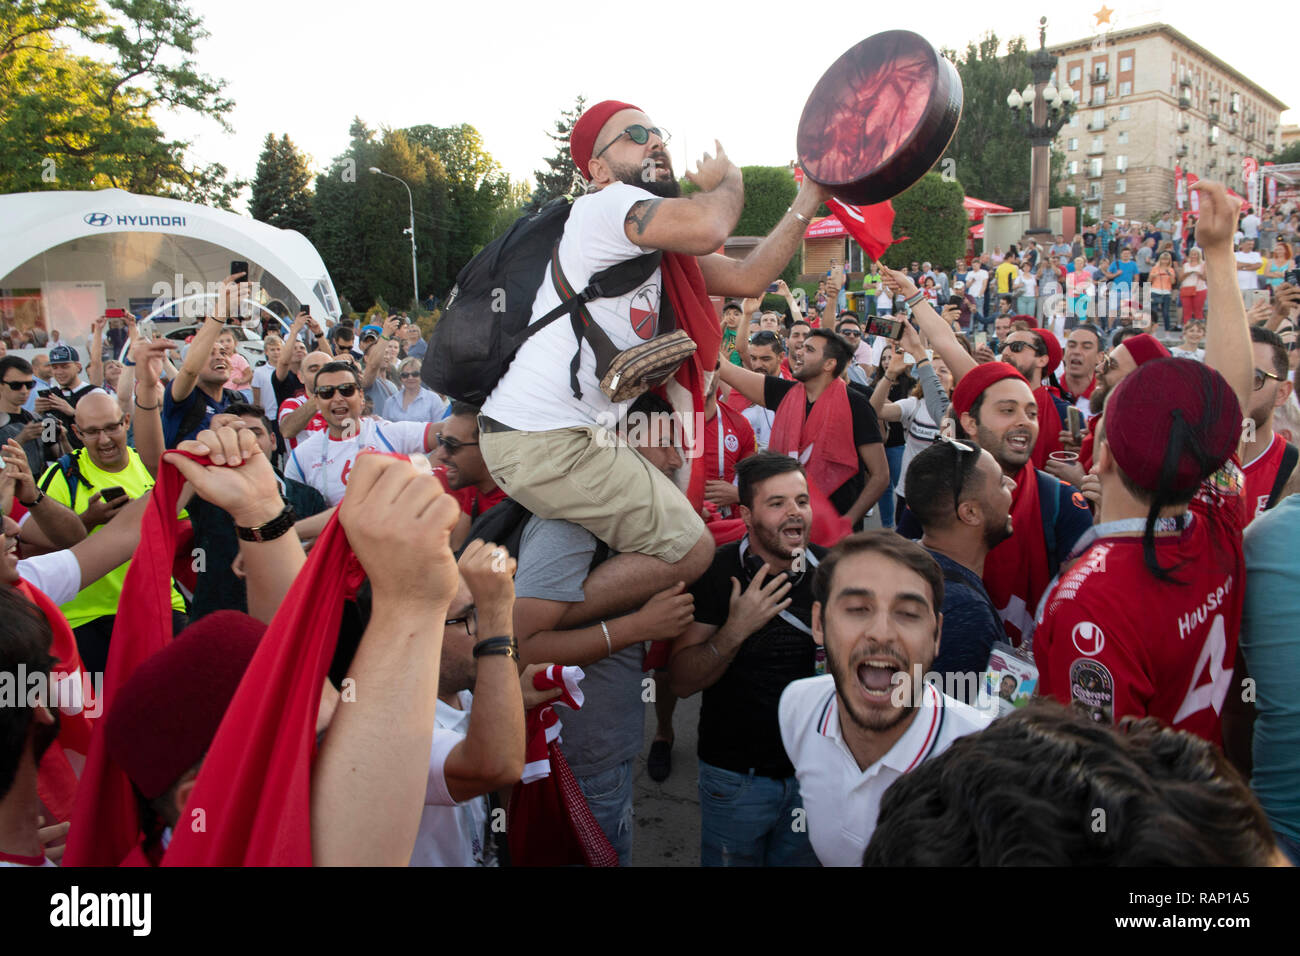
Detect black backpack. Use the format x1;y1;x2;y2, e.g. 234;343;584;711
422;197;663;405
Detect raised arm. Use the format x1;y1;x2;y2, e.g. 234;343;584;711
276;313;307;382
879;266;978;384
1194;181;1254;419
173;273;242;403
4;440;86;550
696;175;834;298
86;317;106;387
716;353;770;407
359;318;400;389
622;141;744;257
131;337;179;473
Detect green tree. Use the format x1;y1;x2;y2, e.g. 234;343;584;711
250;133;315;234
1273;140;1300;166
880;172;968;271
682;165;802;281
488;178;535;239
0;0;240;205
527;94;585;211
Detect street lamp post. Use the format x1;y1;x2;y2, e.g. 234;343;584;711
369;166;420;308
1007;17;1076;235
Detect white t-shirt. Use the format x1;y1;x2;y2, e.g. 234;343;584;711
410;691;494;867
779;675;990;866
1242;214;1261;239
965;268;989;298
17;549;82;607
893;394;941;496
742;403;775;450
1236;250;1263;289
1019;272;1037;297
284;417;430;506
482;182;664;431
251;363;279;419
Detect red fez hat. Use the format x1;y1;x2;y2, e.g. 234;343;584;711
1119;332;1170;367
104;611;265;799
952;362;1030;421
1030;328;1062;374
570;100;642;181
1105;358;1241;493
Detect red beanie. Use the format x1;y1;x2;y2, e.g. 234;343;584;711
1030;328;1063;375
570;100;642;181
1105;358;1241;492
952;362;1031;421
104;611;265;799
1120;332;1170;367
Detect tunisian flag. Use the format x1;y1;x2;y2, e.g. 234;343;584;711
827;198;905;262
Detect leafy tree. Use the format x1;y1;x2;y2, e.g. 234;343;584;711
880;172;968;271
682;165;802;281
527;94;585;211
1273;140;1300;166
250;134;315;234
488;178;535;238
0;0;240;206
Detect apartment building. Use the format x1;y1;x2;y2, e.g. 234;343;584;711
1049;23;1287;222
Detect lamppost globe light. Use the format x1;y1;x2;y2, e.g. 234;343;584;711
1007;90;1023;110
1060;86;1075;104
1022;85;1036;104
1043;84;1058;103
368;166;382;174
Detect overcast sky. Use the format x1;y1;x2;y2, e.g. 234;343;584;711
160;1;1296;212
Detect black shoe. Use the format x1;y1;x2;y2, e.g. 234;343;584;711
647;739;673;782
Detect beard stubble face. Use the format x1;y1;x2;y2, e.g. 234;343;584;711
609;152;681;199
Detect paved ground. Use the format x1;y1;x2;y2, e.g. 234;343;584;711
631;690;701;867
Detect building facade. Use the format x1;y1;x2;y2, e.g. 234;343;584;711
1049;23;1287;222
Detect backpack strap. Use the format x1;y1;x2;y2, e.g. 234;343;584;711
1267;441;1299;510
1036;470;1062;577
40;451;90;511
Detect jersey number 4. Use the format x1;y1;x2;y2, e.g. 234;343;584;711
1172;613;1233;725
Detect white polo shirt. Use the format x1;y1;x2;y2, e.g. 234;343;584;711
779;675;991;867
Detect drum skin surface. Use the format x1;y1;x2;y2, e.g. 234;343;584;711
798;30;963;205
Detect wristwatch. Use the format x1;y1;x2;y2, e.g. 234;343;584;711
235;504;297;543
18;489;44;509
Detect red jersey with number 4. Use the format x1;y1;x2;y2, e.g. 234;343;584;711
1241;433;1288;522
701;404;756;483
1033;458;1247;744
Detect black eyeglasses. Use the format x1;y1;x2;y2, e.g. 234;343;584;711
315;383;359;399
399;372;421;379
2;379;34;390
1254;367;1284;391
445;607;477;637
77;420;126;440
436;433;479;454
592;124;670;161
938;434;978;515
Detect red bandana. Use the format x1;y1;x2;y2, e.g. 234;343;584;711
768;378;858;503
982;464;1053;646
1031;385;1064;469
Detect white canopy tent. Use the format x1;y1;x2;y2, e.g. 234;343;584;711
0;189;341;345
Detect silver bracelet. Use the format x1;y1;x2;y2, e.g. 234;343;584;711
600;620;613;658
705;640;722;660
788;206;812;226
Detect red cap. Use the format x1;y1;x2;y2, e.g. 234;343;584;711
1031;328;1063;375
104;611;265;799
570;100;642;181
1105;358;1241;493
952;362;1030;421
1120;332;1170;367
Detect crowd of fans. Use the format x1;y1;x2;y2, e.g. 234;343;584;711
1;100;1297;869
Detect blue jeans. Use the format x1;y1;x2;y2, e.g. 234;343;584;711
880;443;904;529
1152;292;1172;330
698;761;819;867
577;759;635;866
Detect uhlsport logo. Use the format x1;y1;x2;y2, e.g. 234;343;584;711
84;212;112;226
1072;621;1105;657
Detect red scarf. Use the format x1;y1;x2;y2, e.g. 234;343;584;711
17;580;94;823
1080;413;1099;471
769;378;858;503
656;252;722;513
1031;385;1064;470
982;464;1052;646
166;482;365;866
63;457;193;866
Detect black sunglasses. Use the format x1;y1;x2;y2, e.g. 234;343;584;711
938;434;978;515
399;371;421;379
592;124;670;161
837;327;862;338
315;383;359;399
2;379;35;390
1004;340;1044;356
436;433;479;454
1254;367;1284;391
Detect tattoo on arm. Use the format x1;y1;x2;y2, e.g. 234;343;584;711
625;199;663;238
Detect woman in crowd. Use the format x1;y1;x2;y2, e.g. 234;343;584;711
1066;256;1094;328
866;341;914;529
382;357;450;424
1263;241;1294;289
1148;250;1178;332
1016;258;1037;319
1169;319;1206;361
1179;246;1208;323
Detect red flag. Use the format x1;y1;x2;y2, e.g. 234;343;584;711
826;198;906;261
63;460;191;866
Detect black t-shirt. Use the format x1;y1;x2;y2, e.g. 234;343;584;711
273;369;305;407
691;540;828;778
40;382;97;450
763;376;883;516
0;408;47;475
868;374;911;448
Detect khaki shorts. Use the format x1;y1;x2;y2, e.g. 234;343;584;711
480;423;705;564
